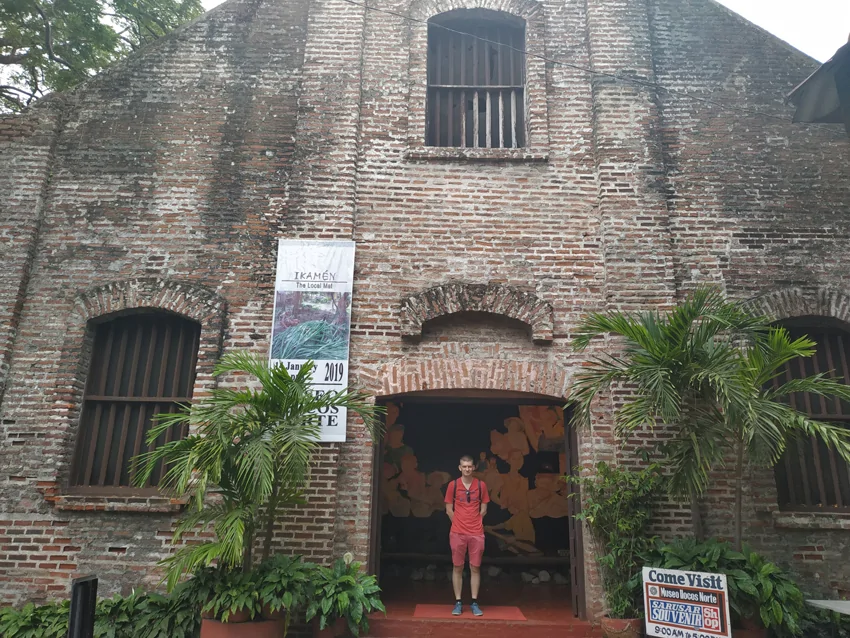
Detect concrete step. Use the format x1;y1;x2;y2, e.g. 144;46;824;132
366;616;602;638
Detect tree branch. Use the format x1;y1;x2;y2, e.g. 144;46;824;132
0;87;27;111
0;84;38;99
0;53;31;64
30;0;77;71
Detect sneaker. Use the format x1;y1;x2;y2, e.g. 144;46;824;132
471;602;483;617
452;602;463;616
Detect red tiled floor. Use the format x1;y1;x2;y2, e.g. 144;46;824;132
368;579;601;637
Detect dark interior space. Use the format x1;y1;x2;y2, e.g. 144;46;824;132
376;398;576;605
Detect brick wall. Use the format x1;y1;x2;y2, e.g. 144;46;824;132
650;0;850;598
0;0;314;603
1;0;849;616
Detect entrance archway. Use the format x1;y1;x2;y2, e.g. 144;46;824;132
367;381;586;621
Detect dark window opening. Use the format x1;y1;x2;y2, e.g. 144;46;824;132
426;12;526;148
70;312;200;492
773;325;850;512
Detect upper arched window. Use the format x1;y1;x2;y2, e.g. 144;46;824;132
70;311;200;492
773;321;850;512
426;10;526;148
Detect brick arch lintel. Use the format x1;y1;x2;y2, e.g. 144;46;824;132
745;286;850;326
400;282;554;343
72;277;227;325
358;357;570;399
409;0;542;22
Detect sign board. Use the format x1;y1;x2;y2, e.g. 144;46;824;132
643;567;732;638
270;240;355;442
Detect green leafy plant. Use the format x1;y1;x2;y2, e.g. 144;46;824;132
202;569;260;623
800;606;850;638
95;590;147;637
568;462;662;619
176;565;222;617
644;538;806;635
132;352;383;589
0;600;69;638
257;554;315;628
0;589;200;638
136;589;201;638
305;557;385;636
571;285;850;549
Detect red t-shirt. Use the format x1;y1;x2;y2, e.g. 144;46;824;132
445;478;490;536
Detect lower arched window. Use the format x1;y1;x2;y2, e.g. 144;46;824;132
774;322;850;512
69;311;200;492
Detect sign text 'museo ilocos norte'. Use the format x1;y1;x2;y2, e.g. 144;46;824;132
643;567;732;638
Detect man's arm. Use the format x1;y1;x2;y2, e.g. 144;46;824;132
479;502;487;518
446;503;454;522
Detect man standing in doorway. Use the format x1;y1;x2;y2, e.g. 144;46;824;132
445;454;490;616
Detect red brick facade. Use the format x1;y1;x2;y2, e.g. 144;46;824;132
1;0;849;616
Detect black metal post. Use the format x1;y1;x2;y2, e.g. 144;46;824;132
67;575;97;638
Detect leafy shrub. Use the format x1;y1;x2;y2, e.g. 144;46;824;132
568;461;663;619
0;601;69;638
176;565;222;615
0;588;200;638
257;554;315;626
800;607;850;638
95;591;146;637
305;558;384;636
203;569;260;623
644;538;806;635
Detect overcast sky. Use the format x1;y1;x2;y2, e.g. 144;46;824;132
199;0;848;63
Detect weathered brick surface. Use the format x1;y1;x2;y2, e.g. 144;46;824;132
1;0;849;616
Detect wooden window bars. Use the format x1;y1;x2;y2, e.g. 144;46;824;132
69;313;200;493
774;326;850;512
426;15;526;148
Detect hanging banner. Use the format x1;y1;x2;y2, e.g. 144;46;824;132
643;567;732;638
270;240;355;442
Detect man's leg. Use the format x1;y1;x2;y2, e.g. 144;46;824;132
449;533;466;614
452;565;464;600
469;535;485;616
470;565;481;599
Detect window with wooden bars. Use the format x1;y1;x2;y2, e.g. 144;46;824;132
773;324;850;512
426;12;526;148
70;312;200;493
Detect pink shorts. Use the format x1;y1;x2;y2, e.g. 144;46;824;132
449;532;485;567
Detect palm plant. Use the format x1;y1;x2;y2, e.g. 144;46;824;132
133;352;382;590
571;285;850;549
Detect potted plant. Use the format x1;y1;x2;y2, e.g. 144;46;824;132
132;353;383;638
204;569;260;624
179;565;226;619
305;555;385;638
569;462;662;638
257;554;315;626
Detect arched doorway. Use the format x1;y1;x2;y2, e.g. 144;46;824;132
367;387;586;620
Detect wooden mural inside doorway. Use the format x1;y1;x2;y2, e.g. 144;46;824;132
380;401;570;559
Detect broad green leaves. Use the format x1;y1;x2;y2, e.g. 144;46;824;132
304;558;383;637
